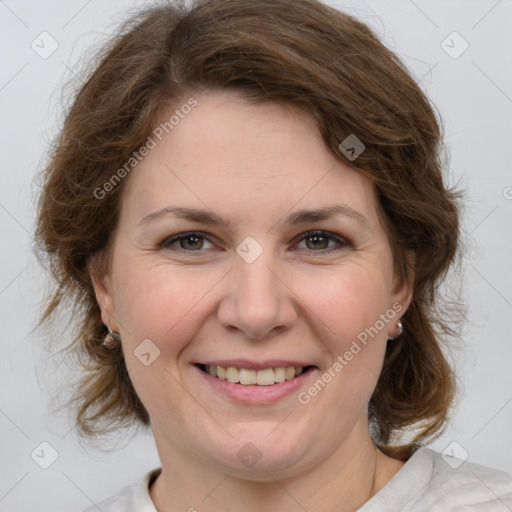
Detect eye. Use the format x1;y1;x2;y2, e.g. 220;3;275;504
160;232;214;251
159;230;350;254
295;230;350;252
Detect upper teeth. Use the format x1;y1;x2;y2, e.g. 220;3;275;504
205;365;304;385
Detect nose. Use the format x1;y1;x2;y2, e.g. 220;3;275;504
217;251;298;341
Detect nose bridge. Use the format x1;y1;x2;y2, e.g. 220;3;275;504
218;240;296;339
237;252;279;307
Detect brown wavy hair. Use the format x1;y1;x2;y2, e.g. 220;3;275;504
35;0;462;459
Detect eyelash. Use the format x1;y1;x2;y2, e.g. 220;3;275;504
159;230;351;254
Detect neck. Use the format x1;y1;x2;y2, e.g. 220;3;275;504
149;424;405;512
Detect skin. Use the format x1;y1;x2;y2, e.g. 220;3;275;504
92;90;413;511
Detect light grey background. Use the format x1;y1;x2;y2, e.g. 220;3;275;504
1;0;511;510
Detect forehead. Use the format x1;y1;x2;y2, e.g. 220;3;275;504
120;90;379;228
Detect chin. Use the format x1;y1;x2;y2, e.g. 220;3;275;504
203;428;311;478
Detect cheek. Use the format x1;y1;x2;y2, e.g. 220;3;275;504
112;261;228;423
112;258;227;348
291;268;391;419
293;264;392;345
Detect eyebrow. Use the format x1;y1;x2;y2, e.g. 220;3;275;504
139;204;370;230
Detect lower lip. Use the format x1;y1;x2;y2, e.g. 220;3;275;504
193;365;317;405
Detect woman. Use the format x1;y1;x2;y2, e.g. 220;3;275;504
35;0;512;510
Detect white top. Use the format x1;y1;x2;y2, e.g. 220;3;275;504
84;447;512;511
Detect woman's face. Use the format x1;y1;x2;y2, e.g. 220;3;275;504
93;90;411;478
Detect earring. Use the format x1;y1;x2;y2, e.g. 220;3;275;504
103;322;121;348
388;319;403;341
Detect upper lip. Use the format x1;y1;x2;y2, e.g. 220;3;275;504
196;359;316;371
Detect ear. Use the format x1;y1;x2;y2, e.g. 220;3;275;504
388;259;414;338
88;256;119;332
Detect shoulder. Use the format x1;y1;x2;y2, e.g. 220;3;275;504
423;448;512;510
360;447;512;512
82;468;161;512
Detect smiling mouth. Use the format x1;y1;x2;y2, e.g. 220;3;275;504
196;364;316;386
